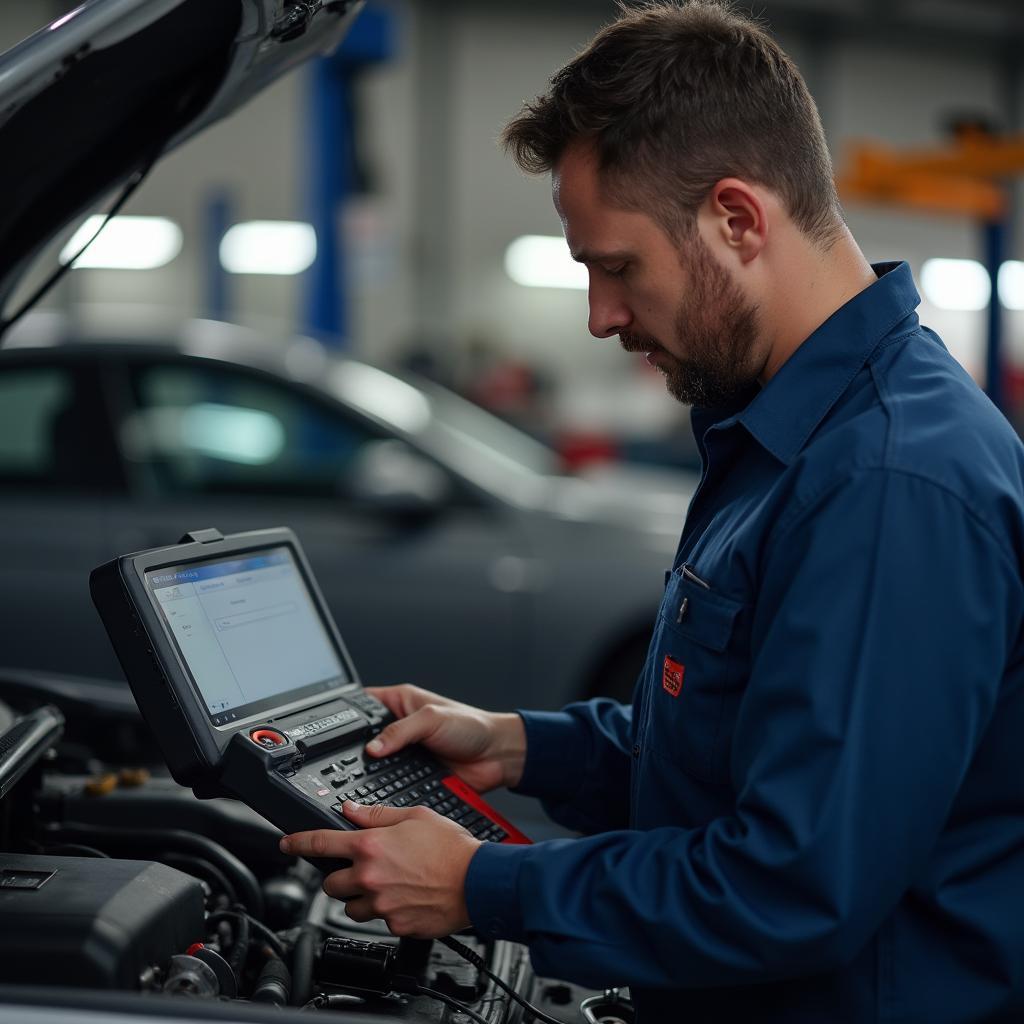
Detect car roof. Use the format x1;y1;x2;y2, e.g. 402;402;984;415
0;310;567;508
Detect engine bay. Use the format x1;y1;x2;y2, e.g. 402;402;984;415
0;671;620;1023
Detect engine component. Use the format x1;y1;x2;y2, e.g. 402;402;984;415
163;954;219;998
580;988;636;1024
0;705;63;800
261;874;310;930
0;853;204;989
317;936;400;995
187;944;236;998
251;957;292;1005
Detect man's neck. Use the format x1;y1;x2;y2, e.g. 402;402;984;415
759;228;878;384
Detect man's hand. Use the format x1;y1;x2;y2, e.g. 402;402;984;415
365;684;526;792
280;801;480;938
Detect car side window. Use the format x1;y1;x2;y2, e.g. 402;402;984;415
123;363;383;500
0;363;121;492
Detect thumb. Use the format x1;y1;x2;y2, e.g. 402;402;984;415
342;799;416;829
365;705;440;758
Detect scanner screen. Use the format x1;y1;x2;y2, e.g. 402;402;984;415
146;546;347;726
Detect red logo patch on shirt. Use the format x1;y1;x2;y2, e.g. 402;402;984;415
662;656;685;697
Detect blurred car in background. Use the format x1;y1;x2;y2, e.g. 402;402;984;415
0;312;697;709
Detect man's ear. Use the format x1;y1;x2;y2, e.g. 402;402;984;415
703;178;767;263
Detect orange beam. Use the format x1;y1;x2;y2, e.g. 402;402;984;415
838;171;1007;220
836;132;1024;220
848;133;1024;180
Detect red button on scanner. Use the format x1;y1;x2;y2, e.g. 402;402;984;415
250;728;287;748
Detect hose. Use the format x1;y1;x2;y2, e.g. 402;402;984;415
290;923;316;1006
206;910;287;961
251;957;292;1005
47;822;263;917
158;852;239;908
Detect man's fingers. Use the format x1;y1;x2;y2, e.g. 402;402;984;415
342;896;379;925
279;829;357;858
281;805;423;859
322;865;361;901
364;685;407;717
342;799;422;828
365;705;441;758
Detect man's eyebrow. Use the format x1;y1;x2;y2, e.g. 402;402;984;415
570;248;632;264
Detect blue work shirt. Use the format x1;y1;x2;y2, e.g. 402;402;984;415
465;262;1024;1022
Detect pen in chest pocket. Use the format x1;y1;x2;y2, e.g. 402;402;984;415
675;563;711;622
680;563;712;590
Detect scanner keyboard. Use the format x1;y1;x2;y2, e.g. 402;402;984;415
321;754;509;843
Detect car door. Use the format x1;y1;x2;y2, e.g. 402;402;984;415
100;355;531;704
0;354;124;677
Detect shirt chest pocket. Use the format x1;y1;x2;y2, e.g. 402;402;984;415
643;572;748;785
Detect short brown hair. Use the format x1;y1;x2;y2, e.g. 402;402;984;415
502;0;842;247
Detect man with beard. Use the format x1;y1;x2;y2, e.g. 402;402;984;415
281;2;1024;1020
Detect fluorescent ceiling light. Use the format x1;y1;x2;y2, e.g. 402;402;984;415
60;215;182;270
220;221;317;275
921;258;991;312
998;260;1024;311
505;235;588;290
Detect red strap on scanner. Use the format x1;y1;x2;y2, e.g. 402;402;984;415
442;775;531;844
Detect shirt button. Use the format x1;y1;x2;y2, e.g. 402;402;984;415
631;744;641;758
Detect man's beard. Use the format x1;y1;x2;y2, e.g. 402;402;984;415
620;235;762;409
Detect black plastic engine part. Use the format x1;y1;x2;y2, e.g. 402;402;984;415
317;936;400;995
0;853;204;989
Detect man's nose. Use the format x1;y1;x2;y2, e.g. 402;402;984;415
588;280;632;339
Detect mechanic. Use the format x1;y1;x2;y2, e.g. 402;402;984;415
280;2;1024;1020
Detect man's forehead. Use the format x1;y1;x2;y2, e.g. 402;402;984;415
552;139;602;210
552;149;664;263
552;141;611;256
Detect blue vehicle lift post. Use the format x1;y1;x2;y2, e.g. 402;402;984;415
303;6;393;348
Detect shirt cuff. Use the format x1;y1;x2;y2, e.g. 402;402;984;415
464;840;530;944
512;709;591;804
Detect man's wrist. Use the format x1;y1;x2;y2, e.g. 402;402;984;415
488;712;527;789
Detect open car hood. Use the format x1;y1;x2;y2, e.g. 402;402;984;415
0;0;363;323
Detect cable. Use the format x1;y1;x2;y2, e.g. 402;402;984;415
207;909;287;961
438;935;564;1024
0;147;160;339
226;907;250;987
159;852;239;908
412;984;490;1024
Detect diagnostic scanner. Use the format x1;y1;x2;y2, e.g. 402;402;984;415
90;527;529;871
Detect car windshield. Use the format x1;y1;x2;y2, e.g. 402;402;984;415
416;378;559;474
326;358;560;502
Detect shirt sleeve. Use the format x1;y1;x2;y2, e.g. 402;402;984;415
465;469;1021;989
513;697;635;834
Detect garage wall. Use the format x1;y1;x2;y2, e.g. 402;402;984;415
1;0;1020;395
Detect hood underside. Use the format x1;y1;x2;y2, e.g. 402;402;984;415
0;0;361;320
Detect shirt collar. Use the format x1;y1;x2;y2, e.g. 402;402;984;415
719;261;920;466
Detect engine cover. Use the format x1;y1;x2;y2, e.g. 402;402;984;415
0;854;204;989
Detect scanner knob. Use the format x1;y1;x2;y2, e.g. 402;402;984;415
250;728;288;748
